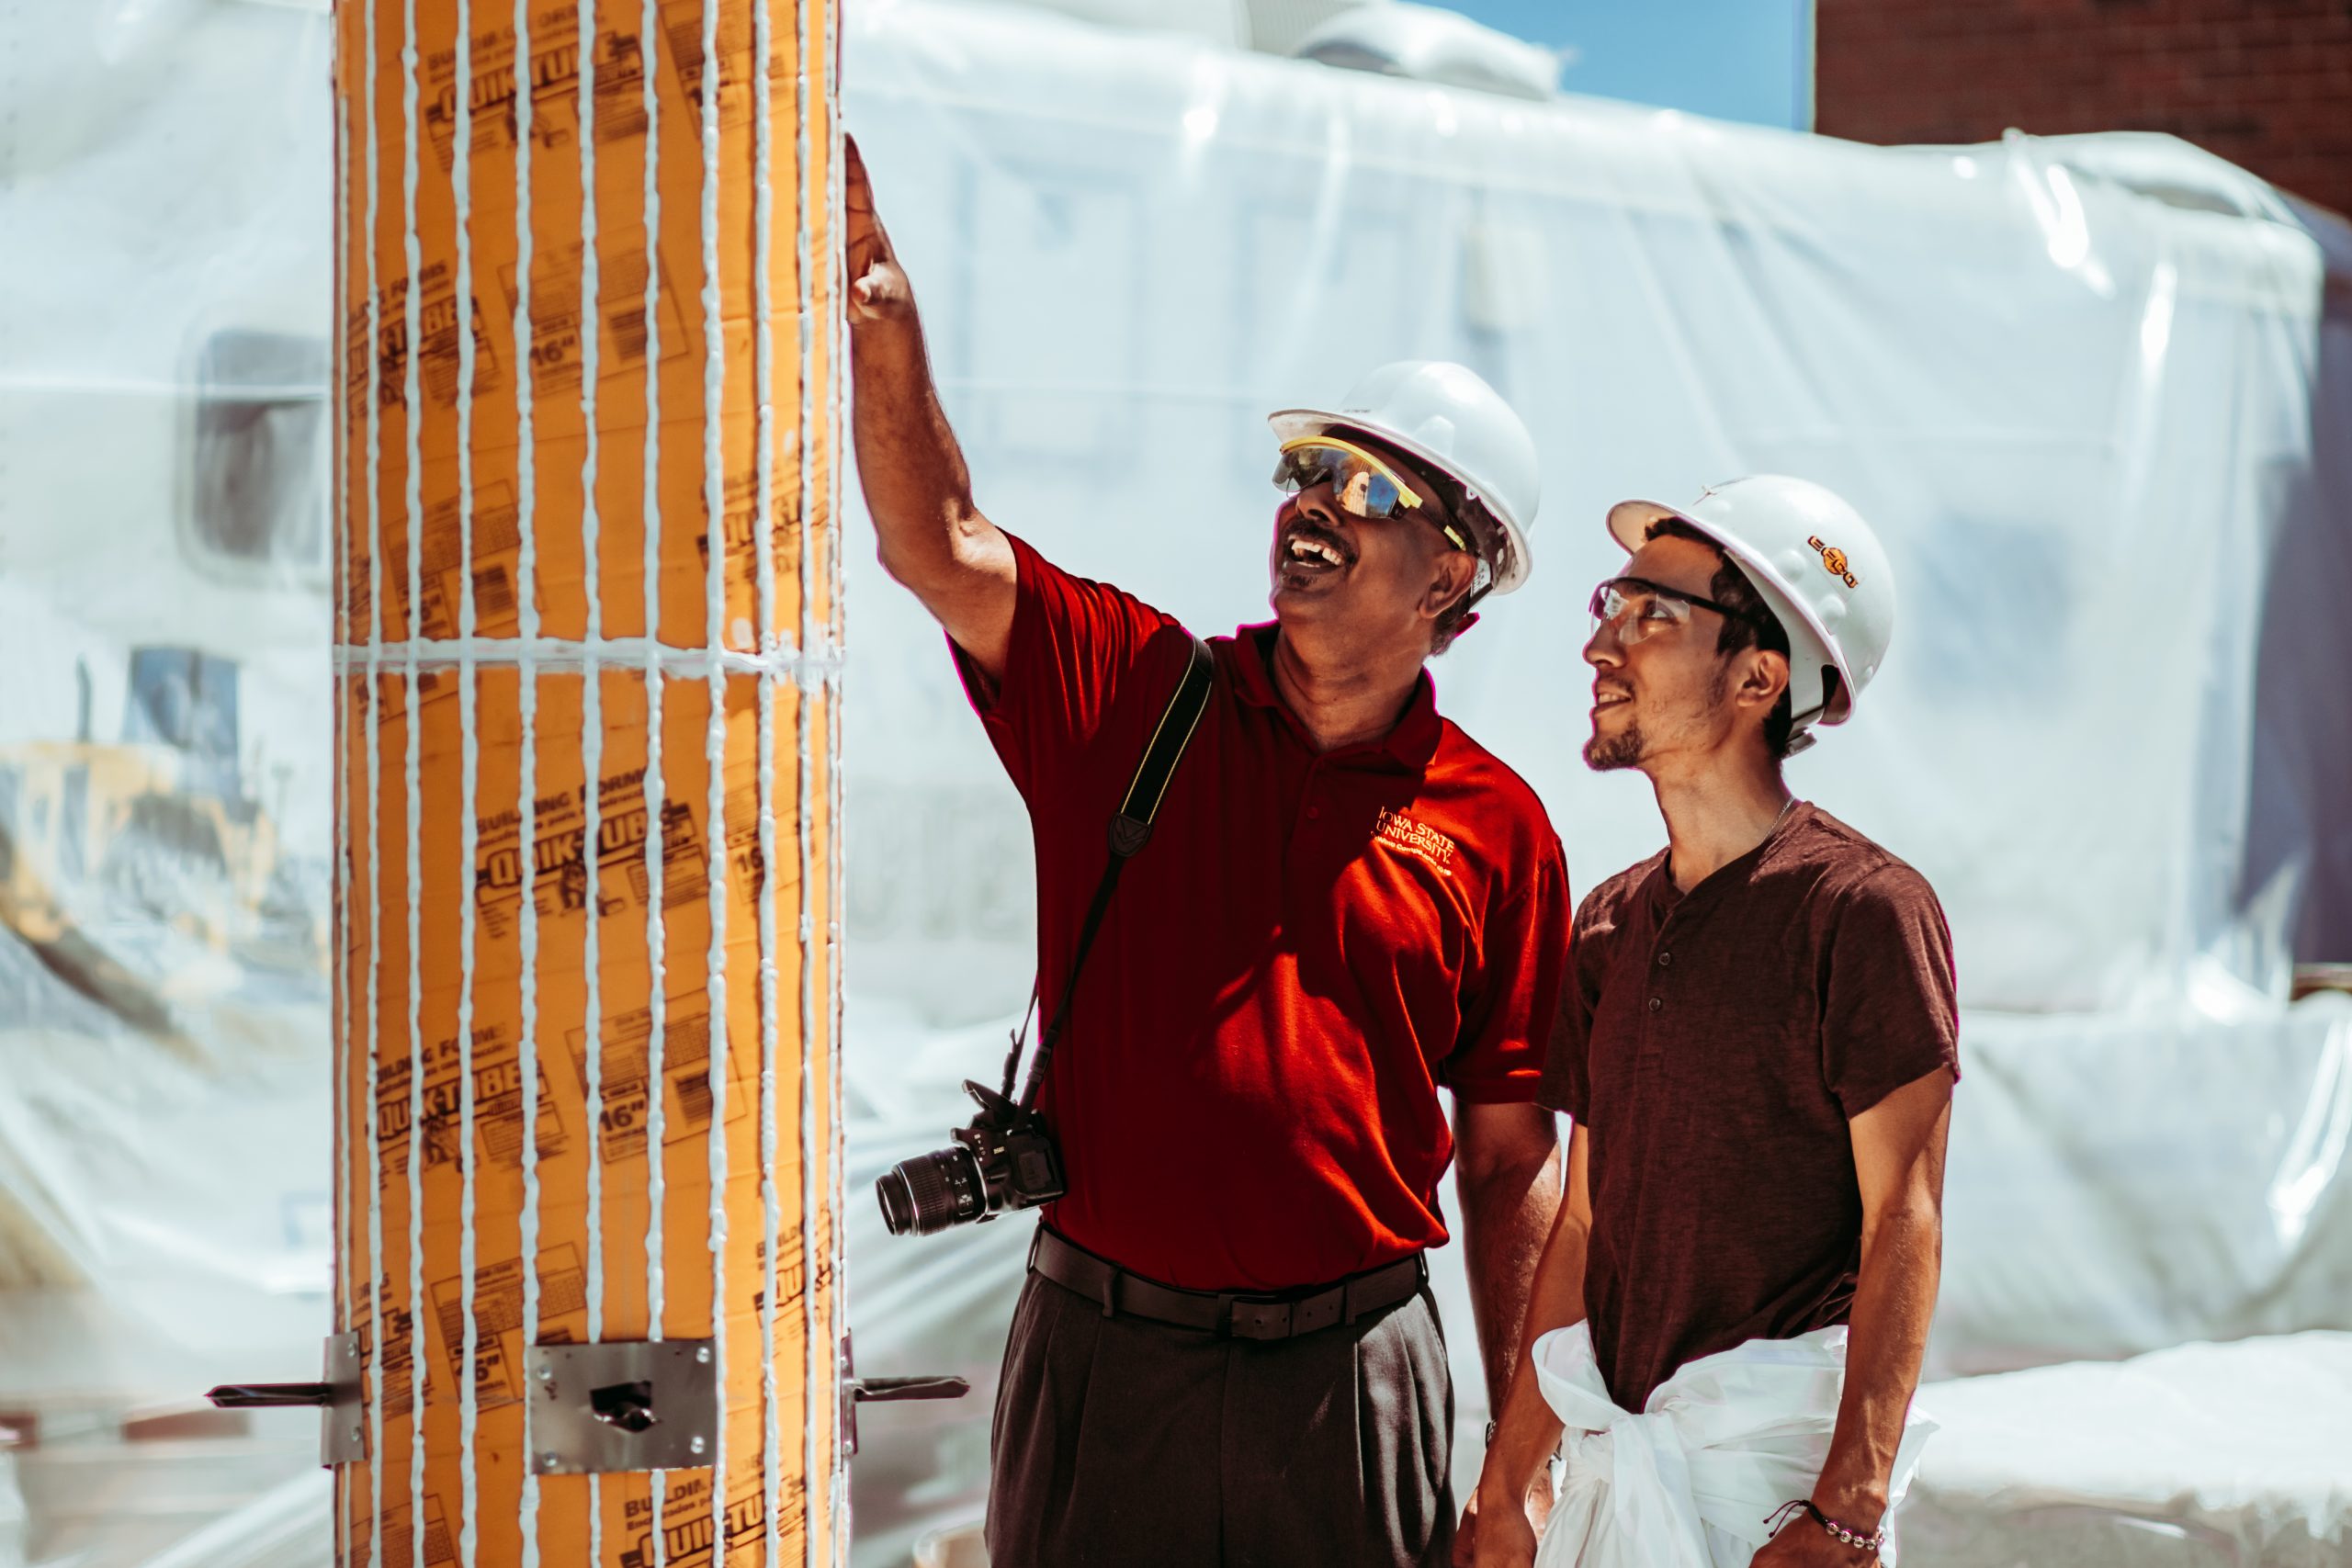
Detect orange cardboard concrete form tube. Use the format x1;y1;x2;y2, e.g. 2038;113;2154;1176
329;0;843;1562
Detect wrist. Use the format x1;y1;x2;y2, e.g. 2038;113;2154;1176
1770;1495;1886;1561
1809;1481;1889;1529
1476;1472;1540;1519
1477;1433;1554;1504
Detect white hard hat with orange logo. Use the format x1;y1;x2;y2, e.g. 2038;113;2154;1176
1605;475;1896;750
1269;360;1540;594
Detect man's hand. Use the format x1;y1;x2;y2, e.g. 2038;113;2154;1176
844;136;914;327
1456;1470;1551;1568
1464;1483;1542;1568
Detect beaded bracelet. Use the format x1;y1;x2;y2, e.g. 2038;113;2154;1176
1765;1498;1886;1556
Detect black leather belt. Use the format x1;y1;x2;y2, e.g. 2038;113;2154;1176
1029;1225;1427;1341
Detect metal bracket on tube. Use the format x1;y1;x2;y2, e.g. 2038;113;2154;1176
839;1331;968;1458
203;1331;368;1467
523;1339;721;1474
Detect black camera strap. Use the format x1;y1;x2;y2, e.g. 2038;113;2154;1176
1008;632;1216;1112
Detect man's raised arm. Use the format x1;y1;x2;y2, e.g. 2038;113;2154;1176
845;136;1016;680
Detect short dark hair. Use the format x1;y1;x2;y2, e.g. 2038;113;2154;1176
1643;516;1796;760
1344;430;1487;655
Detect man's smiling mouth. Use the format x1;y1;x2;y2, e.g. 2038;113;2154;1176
1281;521;1353;575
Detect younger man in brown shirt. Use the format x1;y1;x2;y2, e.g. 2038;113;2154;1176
1469;478;1959;1568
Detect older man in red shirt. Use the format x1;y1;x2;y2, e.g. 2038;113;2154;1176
847;141;1571;1567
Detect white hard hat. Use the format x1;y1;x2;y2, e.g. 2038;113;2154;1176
1605;475;1895;750
1268;360;1540;594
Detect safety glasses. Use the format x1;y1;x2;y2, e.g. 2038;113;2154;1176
1273;435;1472;554
1588;576;1751;645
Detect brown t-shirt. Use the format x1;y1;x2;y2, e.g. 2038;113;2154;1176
1537;803;1959;1413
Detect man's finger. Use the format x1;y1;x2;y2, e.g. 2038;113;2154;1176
848;265;912;322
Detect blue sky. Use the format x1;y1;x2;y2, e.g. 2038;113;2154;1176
1429;0;1812;130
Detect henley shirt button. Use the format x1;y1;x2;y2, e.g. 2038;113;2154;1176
1648;996;1664;1013
1657;951;1672;967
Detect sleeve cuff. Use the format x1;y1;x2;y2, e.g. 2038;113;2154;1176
1447;1071;1546;1107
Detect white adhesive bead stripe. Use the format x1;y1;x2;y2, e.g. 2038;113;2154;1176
452;3;482;1562
509;0;544;1557
571;0;610;1553
331;77;355;1568
360;2;387;1559
748;0;783;1554
330;638;834;678
397;2;430;1559
698;0;731;1553
824;15;850;1532
793;3;821;1551
638;8;669;1567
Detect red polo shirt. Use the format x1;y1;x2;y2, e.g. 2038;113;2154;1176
955;534;1569;1291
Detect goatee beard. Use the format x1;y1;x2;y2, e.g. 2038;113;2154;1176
1584;722;1645;772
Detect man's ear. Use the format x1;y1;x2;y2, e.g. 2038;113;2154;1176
1739;648;1792;713
1422;549;1479;622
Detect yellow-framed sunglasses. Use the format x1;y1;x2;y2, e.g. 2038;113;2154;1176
1272;434;1473;555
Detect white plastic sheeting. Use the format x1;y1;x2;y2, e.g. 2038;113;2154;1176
834;2;2352;1561
1293;2;1563;101
1933;991;2352;1379
1905;1333;2352;1565
0;1;340;1562
3;0;2351;1564
0;0;335;1320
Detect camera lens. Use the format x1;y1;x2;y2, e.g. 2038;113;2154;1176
876;1144;988;1235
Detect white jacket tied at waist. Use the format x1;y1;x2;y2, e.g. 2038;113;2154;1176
1532;1324;1936;1568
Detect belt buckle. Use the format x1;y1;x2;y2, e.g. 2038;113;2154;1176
1224;1295;1293;1340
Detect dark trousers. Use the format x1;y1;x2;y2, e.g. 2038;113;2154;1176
985;1267;1457;1567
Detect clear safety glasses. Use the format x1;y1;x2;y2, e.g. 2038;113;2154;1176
1272;435;1473;554
1588;576;1751;646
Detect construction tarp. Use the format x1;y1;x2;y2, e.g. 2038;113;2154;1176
0;4;334;1562
1905;1331;2352;1564
835;1;2352;1559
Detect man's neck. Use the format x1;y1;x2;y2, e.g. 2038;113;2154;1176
1269;625;1425;753
1649;757;1794;892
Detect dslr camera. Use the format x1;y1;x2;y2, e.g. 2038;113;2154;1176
876;1079;1065;1236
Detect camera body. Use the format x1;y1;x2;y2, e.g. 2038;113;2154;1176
876;1080;1066;1237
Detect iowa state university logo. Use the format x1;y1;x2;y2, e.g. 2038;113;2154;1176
1373;807;1457;877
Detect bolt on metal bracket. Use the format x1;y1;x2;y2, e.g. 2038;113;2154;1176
524;1339;719;1474
203;1331;367;1467
838;1331;967;1458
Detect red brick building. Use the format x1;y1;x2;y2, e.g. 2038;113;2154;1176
1814;0;2352;219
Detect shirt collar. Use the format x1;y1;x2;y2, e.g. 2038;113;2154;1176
1649;801;1816;912
1229;622;1444;772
